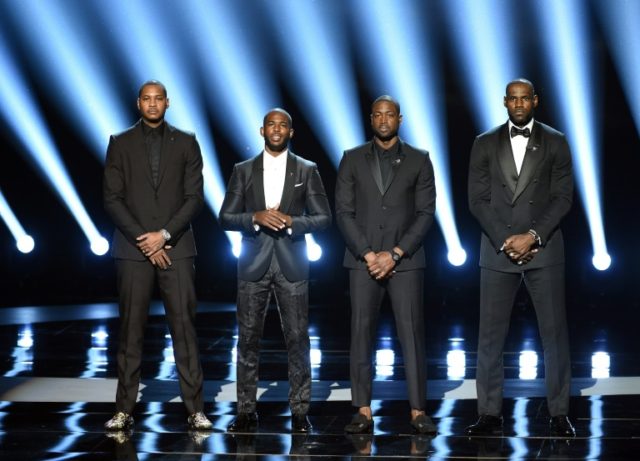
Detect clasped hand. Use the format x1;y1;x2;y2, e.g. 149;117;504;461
365;251;396;280
253;207;292;232
136;231;172;269
503;232;539;265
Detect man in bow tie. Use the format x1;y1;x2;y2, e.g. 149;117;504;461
219;108;331;434
466;79;576;437
335;95;437;435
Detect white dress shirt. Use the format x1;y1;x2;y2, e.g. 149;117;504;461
263;149;288;209
508;119;534;175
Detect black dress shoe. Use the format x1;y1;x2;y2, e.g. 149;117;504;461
227;412;258;432
292;414;312;433
410;414;437;434
345;413;373;434
549;415;575;437
464;414;503;436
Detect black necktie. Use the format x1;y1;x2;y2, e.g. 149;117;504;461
510;126;531;138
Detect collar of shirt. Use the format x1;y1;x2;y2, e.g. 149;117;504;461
374;139;400;158
141;120;165;137
262;149;288;170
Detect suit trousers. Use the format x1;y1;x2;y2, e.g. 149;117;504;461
476;265;571;417
349;269;426;410
236;254;310;415
115;257;204;415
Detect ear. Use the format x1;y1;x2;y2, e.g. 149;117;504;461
532;95;539;108
137;98;141;110
166;98;170;109
289;128;295;139
503;96;508;108
260;127;265;137
398;114;403;125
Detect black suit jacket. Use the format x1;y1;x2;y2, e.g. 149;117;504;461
103;120;204;261
335;139;436;271
219;151;331;282
468;121;574;272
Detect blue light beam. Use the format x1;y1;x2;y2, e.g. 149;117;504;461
444;0;520;131
536;0;610;270
594;0;640;137
353;0;466;266
261;0;364;166
181;0;281;156
3;0;128;157
0;189;35;253
0;39;108;255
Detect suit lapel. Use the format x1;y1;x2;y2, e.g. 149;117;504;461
382;140;406;195
278;152;297;213
497;124;518;194
252;153;266;210
512;121;543;204
365;142;385;195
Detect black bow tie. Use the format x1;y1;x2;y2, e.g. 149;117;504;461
510;126;531;138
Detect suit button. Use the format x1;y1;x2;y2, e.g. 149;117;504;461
379;225;384;229
507;224;512;228
529;200;533;204
382;206;387;210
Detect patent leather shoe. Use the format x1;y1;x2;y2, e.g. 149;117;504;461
549;415;575;437
345;413;373;433
292;414;312;433
464;414;503;436
410;414;437;434
227;412;258;432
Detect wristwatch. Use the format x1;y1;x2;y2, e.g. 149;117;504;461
391;249;402;262
160;229;171;241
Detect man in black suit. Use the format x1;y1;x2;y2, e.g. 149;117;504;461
335;95;437;434
465;79;575;437
103;80;211;431
220;108;331;433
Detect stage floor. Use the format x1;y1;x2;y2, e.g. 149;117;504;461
0;301;639;459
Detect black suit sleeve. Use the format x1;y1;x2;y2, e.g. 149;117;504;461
163;135;204;239
335;152;371;258
531;135;573;244
468;137;511;250
219;164;256;232
103;135;146;242
396;153;436;256
290;164;332;235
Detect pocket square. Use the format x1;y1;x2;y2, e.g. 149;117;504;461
294;182;304;187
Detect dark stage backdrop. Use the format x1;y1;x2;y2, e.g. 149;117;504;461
0;1;638;343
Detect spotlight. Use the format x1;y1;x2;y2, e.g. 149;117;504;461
90;237;110;256
447;248;467;267
592;253;611;271
16;235;35;254
305;235;322;262
0;189;34;254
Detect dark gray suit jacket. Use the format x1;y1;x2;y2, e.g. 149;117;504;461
335;139;436;271
468;121;574;272
103;120;204;261
219;151;331;282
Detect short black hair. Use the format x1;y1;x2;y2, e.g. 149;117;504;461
263;108;293;127
138;80;167;97
371;95;401;114
505;78;535;96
